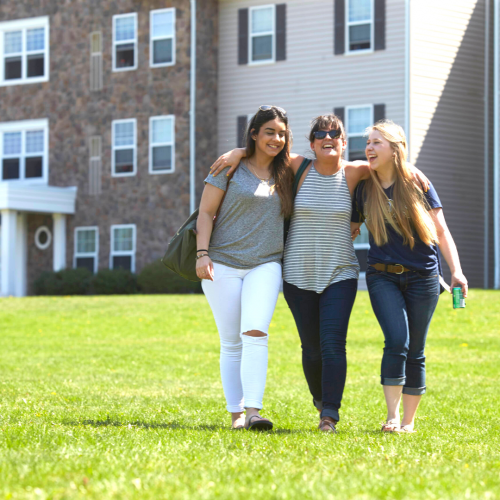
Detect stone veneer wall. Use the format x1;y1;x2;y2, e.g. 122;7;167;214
0;0;218;291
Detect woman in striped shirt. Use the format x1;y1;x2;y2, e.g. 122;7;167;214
211;113;428;433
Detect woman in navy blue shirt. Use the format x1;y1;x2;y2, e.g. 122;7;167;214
351;120;468;433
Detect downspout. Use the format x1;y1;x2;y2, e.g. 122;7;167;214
404;0;411;158
494;0;500;288
484;0;490;288
189;0;197;214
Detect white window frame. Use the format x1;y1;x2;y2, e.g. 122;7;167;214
149;115;175;175
0;118;49;184
345;0;374;56
0;16;49;86
110;224;136;273
111;118;137;177
112;13;138;72
249;4;275;65
345;104;373;161
150;8;176;68
73;226;99;274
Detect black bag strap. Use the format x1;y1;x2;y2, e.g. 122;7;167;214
292;158;312;198
213;171;235;224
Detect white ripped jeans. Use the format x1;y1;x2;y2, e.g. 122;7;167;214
201;261;282;412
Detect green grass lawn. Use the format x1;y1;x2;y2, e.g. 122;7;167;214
0;290;499;500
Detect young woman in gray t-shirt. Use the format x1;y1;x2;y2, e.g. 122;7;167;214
196;106;293;431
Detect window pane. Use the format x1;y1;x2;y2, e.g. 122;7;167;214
26;28;45;51
4;57;21;80
115;16;135;41
77;230;96;253
349;24;371;51
153;39;173;64
76;257;95;273
4;31;22;54
25;157;43;178
2;158;20;180
152;118;172;144
114;122;134;146
113;228;133;252
252;35;273;61
348;136;367;161
348;107;371;134
152;11;174;38
115;149;134;173
112;255;132;271
251;7;273;34
3;132;21;155
349;0;371;22
152;145;172;171
115;43;135;68
27;53;44;77
26;130;44;153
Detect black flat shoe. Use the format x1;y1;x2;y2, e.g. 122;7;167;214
246;415;273;431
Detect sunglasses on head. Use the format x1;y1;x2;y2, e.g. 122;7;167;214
258;105;287;115
313;129;342;140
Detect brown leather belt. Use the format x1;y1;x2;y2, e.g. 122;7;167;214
371;263;411;274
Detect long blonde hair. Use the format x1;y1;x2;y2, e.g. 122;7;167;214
364;120;438;249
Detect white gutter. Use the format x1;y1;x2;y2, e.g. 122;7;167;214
485;0;490;288
494;0;500;288
189;0;197;214
404;0;411;158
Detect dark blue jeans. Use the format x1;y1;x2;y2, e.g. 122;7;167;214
366;267;440;395
283;279;358;422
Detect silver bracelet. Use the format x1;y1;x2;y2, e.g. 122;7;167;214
196;253;209;260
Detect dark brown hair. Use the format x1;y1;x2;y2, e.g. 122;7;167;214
245;107;294;218
308;114;346;143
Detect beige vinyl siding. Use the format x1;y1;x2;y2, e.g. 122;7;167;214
409;0;486;287
218;0;406;157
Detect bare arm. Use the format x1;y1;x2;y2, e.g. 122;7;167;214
430;208;468;297
210;149;303;176
195;184;225;281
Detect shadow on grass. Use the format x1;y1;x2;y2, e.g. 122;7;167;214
62;416;311;434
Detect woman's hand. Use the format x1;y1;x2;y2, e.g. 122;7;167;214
210;148;246;177
408;163;430;192
450;271;468;298
196;255;214;281
350;222;362;241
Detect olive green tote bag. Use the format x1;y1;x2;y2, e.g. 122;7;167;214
161;172;234;282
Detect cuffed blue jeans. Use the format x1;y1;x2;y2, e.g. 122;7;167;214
366;267;440;396
283;279;358;422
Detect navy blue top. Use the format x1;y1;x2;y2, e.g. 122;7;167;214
351;181;442;272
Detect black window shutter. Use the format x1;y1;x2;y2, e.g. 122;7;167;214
276;4;287;61
374;0;386;51
334;107;345;125
238;9;249;65
374;104;385;123
334;0;345;55
237;116;248;148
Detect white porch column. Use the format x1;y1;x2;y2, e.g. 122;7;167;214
15;212;27;296
1;209;17;296
52;213;67;272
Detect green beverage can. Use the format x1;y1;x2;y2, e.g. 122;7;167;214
453;287;465;309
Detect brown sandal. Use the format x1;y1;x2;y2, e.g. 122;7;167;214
381;419;400;433
246;414;273;431
318;417;337;433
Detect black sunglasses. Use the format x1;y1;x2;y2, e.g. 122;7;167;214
258;105;287;115
313;129;342;140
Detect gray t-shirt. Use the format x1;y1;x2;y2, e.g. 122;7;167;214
204;162;284;269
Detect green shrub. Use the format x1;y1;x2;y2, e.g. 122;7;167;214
138;260;202;294
34;268;93;296
90;269;138;295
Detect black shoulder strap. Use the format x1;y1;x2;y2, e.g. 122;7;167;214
292;158;312;198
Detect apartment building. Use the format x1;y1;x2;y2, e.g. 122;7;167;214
218;0;499;288
1;0;499;296
0;0;218;296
